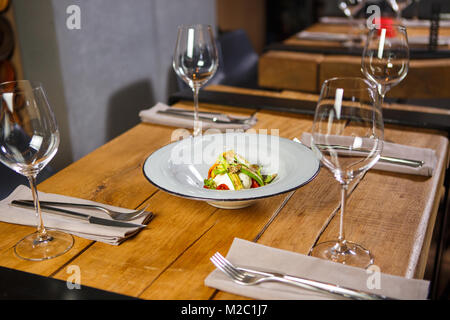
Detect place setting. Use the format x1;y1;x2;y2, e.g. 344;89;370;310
202;76;435;300
0;80;153;261
139;24;257;133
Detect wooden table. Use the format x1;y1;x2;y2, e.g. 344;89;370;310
259;22;450;99
0;85;448;299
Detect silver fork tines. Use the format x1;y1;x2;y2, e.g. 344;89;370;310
210;252;392;300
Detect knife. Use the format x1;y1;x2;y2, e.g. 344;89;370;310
163;108;225;117
293;138;425;169
11;200;146;229
315;144;424;168
157;110;249;124
157;110;233;123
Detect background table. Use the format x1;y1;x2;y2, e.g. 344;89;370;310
259;22;450;99
0;85;448;299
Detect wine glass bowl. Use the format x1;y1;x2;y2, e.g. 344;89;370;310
337;0;366;46
387;0;413;21
338;0;365;19
309;77;384;268
173;24;219;136
362;23;409;100
0;80;73;261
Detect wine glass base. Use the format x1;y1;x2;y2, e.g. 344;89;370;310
14;230;74;261
310;240;373;269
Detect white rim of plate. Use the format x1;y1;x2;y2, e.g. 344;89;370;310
142;133;320;202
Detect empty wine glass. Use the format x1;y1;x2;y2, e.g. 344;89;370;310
362;23;409;106
338;0;365;19
338;0;366;46
0;80;73;261
387;0;413;22
309;77;384;268
173;24;219;136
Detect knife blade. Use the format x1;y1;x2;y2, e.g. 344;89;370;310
157;110;233;123
315;144;424;168
11;200;146;229
161;108;233;122
164;108;225;117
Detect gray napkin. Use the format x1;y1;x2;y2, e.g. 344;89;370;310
0;185;152;245
296;31;356;42
139;102;256;131
319;16;365;25
407;35;450;46
319;16;450;28
403;19;450;28
205;238;429;300
300;132;437;176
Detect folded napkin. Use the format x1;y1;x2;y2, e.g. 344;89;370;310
296;31;356;42
139;102;256;131
319;16;365;25
0;185;152;245
403;19;450;28
205;238;429;300
407;35;450;46
300;132;437;177
319;16;450;28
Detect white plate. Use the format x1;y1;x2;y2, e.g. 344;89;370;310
143;133;320;209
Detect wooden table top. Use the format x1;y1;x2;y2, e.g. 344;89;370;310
259;22;450;98
0;85;448;299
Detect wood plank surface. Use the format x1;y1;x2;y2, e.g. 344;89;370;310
319;55;450;99
258;51;323;92
0;85;447;299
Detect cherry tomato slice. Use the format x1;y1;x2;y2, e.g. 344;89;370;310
251;179;260;188
216;184;230;190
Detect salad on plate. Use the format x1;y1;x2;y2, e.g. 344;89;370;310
203;150;277;191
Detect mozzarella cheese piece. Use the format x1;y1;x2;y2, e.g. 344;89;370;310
213;174;235;190
239;173;252;189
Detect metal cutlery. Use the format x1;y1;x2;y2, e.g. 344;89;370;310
293;138;424;169
157;109;255;124
14;200;151;221
11;200;150;228
315;144;424;168
210;252;394;300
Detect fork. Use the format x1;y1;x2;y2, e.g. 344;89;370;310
16;200;151;221
210;252;391;300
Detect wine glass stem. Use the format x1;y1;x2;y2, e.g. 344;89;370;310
192;86;201;136
338;183;349;252
27;175;49;241
378;85;387;107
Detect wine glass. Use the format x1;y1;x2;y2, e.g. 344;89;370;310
173;24;219;136
309;77;384;268
337;0;366;46
338;0;365;19
362;23;409;106
387;0;413;21
0;80;73;261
